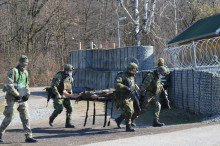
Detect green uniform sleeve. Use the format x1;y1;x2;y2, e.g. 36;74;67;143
114;73;126;91
6;69;19;97
25;71;30;95
51;73;62;98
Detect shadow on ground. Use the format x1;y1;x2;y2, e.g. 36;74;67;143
31;127;118;139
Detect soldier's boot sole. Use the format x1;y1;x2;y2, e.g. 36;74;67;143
49;119;53;127
152;121;165;127
65;124;75;128
25;138;38;143
115;118;122;129
126;126;135;132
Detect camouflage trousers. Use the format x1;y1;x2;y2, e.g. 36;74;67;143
117;98;134;125
132;92;161;121
50;98;73;122
0;98;32;138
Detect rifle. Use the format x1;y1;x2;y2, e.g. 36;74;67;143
124;78;141;112
44;87;55;107
160;86;171;109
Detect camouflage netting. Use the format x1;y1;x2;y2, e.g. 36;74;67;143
169;67;220;115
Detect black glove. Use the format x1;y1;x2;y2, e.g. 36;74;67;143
15;96;21;101
123;86;131;92
22;94;30;102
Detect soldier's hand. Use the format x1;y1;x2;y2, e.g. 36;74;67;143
22;94;30;101
78;92;83;97
15;96;21;101
123;86;131;92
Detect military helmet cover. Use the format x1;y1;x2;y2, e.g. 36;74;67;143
64;64;73;71
157;66;167;75
19;55;29;63
158;58;164;66
127;62;138;71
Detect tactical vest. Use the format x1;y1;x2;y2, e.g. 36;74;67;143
3;66;28;92
52;71;73;95
141;70;160;93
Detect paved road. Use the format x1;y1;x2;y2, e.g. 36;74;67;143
84;124;220;146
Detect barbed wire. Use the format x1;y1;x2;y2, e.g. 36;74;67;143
163;36;220;71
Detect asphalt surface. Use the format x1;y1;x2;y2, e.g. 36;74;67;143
84;124;220;146
0;87;220;146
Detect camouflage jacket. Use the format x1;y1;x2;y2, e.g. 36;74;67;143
114;71;136;97
5;66;30;99
51;71;73;98
141;71;162;96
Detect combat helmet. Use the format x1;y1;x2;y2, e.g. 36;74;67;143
127;62;138;71
19;55;29;63
64;64;73;71
158;58;164;66
157;66;167;75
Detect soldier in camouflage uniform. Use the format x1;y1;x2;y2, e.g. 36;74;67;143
0;55;37;143
114;62;139;132
212;55;220;65
157;58;170;87
131;66;168;127
49;64;82;128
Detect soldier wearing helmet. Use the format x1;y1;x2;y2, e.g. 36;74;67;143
212;55;220;65
49;64;82;128
114;62;139;132
0;55;37;143
131;66;168;127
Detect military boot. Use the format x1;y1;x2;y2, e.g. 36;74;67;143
65;118;75;128
126;124;135;132
49;117;54;127
25;137;38;143
152;119;165;127
115;116;123;129
0;136;3;143
131;119;136;127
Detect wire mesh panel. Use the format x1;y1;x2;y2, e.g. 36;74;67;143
199;71;213;115
211;73;220;114
187;69;195;113
182;70;188;110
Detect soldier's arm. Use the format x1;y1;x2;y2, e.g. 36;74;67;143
25;73;31;95
114;74;127;92
6;69;19;97
63;90;82;98
140;74;153;92
51;74;62;98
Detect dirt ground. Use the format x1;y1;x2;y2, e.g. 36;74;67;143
0;88;219;146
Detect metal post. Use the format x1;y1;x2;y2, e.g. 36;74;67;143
117;17;126;48
90;42;93;49
192;41;197;68
118;20;120;48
